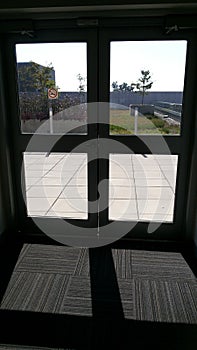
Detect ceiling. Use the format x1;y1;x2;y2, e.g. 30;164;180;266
0;1;197;17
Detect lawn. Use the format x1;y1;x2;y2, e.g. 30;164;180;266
20;109;180;135
110;109;180;135
21;119;87;134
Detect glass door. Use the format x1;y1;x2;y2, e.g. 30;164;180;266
5;28;100;246
4;23;196;245
98;27;194;240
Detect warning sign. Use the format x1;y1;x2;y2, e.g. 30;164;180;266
48;88;58;99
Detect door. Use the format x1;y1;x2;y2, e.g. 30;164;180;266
3;21;195;246
98;27;193;241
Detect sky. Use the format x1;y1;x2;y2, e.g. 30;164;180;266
16;40;187;92
16;43;87;92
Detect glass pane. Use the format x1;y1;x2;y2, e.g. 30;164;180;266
16;43;87;134
109;154;178;222
23;152;88;219
110;41;187;135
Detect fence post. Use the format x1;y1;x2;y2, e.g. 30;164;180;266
134;107;138;135
49;103;53;134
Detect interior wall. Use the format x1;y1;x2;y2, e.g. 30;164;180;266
186;133;197;249
187;127;197;250
184;42;197;250
0;39;16;234
0;177;5;234
0;41;6;235
0;92;6;235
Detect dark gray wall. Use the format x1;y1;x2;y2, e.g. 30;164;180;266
60;91;86;103
0;43;16;235
60;91;183;106
0;177;5;234
110;91;183;106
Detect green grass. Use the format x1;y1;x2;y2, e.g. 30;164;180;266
20;109;180;135
110;109;180;135
21;119;87;134
110;124;133;134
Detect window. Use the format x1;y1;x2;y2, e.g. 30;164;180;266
16;43;87;135
110;41;187;136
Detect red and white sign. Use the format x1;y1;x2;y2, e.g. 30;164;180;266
48;88;58;99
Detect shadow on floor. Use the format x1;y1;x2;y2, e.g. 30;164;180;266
0;235;197;349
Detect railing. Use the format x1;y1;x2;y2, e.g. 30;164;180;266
154;101;182;122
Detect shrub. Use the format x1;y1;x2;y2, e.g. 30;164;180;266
19;92;83;121
152;118;165;128
162;127;170;134
19;93;48;121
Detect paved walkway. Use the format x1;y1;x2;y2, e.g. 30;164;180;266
24;153;177;222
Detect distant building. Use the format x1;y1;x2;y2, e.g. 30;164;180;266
17;62;55;92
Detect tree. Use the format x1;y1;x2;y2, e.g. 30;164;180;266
112;81;119;91
77;73;86;93
127;83;136;92
111;81;135;92
17;64;35;92
135;70;153;104
33;62;56;95
17;61;56;95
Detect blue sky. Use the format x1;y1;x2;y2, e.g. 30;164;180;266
16;40;187;92
16;43;87;92
110;41;187;92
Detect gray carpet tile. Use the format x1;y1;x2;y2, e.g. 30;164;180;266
0;244;197;323
133;279;197;323
15;244;81;274
69;248;195;281
66;276;133;302
1;272;70;313
58;296;92;316
14;244;32;268
73;248;133;279
112;249;133;279
59;276;134;317
60;296;133;318
131;250;196;281
74;248;89;277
